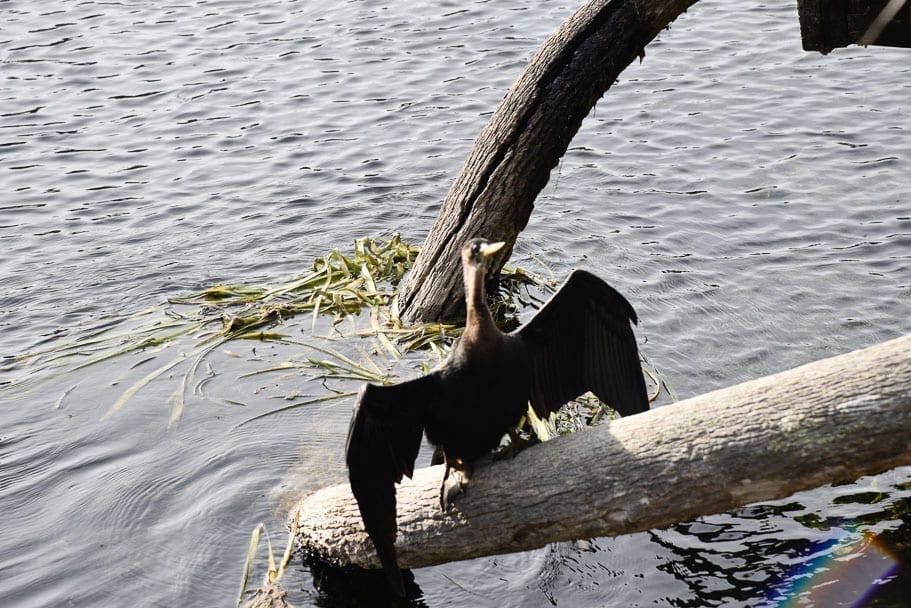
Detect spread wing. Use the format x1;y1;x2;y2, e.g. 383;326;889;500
517;269;649;418
345;374;439;596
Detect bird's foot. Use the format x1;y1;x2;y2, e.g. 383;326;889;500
439;458;472;512
439;473;462;511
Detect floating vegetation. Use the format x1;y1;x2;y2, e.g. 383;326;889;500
516;371;663;445
237;513;299;608
3;234;555;427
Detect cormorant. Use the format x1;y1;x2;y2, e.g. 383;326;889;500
346;238;649;596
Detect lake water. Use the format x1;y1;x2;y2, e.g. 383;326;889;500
1;0;909;606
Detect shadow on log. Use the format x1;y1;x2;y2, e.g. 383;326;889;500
398;0;699;324
294;334;911;571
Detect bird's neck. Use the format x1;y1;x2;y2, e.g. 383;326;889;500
463;266;497;341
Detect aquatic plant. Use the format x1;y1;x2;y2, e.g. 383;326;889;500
3;234;563;428
237;513;299;608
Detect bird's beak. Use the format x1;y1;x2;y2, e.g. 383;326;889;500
479;241;506;257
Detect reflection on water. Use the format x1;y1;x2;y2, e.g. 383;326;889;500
771;533;897;608
650;481;911;608
1;0;910;606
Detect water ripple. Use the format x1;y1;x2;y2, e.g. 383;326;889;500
1;0;910;606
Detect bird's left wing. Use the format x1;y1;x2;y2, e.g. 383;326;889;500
345;374;439;596
517;269;649;419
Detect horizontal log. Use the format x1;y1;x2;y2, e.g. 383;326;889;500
293;334;911;571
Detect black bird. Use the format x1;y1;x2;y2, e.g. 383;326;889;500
346;238;649;596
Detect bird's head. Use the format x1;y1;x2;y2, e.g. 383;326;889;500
461;238;506;271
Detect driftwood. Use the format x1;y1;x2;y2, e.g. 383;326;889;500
294;334;911;571
397;0;911;322
397;0;698;324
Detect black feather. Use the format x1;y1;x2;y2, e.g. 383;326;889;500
346;244;649;596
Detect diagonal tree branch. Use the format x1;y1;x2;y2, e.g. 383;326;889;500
398;0;699;323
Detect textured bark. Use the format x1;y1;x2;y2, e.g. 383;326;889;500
294;334;911;570
398;0;699;323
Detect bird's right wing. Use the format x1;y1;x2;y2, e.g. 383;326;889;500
345;374;439;596
517;269;649;419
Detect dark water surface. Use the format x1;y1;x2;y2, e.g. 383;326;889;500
2;1;909;606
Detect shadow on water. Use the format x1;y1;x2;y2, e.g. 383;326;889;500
305;552;427;608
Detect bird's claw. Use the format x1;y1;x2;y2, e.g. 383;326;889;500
439;460;472;512
440;473;462;511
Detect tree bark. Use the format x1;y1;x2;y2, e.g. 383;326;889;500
293;334;911;571
398;0;699;324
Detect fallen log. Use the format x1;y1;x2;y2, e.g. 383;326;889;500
293;333;911;571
